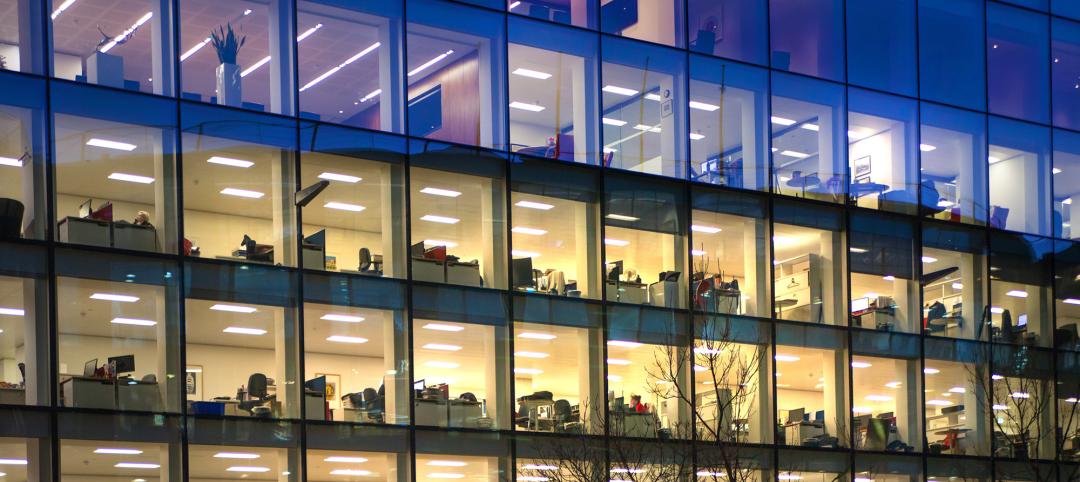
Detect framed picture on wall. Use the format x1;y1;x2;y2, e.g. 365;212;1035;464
854;155;872;181
186;366;203;400
316;373;341;409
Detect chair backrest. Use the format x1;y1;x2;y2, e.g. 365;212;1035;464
363;387;378;403
554;399;571;417
0;198;24;239
459;392;477;402
248;373;268;399
359;247;372;271
554;134;575;162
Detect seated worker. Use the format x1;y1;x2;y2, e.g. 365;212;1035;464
629;394;648;413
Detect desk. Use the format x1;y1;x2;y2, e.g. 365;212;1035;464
304;390;328;420
648;280;679;308
605;281;647;304
611;411;658;438
412;258;482;287
926;315;963;336
415;398;486;428
186;399;283;417
60;376;160;411
58;217;157;250
783;421;825;446
0;387;25;405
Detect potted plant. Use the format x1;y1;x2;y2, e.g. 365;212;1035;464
210;23;245;107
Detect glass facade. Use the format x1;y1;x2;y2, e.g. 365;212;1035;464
0;0;1078;480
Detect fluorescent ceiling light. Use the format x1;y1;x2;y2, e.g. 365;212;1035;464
885;381;902;389
327;335;368;344
221;187;264;198
515;351;550;359
936;200;955;208
800;123;820;132
606;358;631;366
207;156;254;168
644;93;662;101
508;0;522;9
691;224;721;234
242;25;324;78
111;317;156;327
865;395;893;402
512;226;547;235
512;68;552;80
1005;290;1028;298
992;374;1004;380
226;467;271;473
605;214;639;222
296;23;323;42
948;386;966;393
223;327;267;336
770;116;796;126
919;144;937;152
91;293;139;303
848;129;870;140
0;156;23;167
604;238;629;247
86;138;136;151
607;340;642;348
108;172;154;184
420;187;461;197
180;36;213;61
883;275;896;281
318;172;361;183
510;101;546;112
689;100;720;111
633;124;660;133
330;469;373;476
607;374;623;382
422;343;462;351
691;249;706;256
94;448;143;455
423;323;463;332
99;12;153;54
923;367;940;374
952;282;964;290
515;368;543;375
523;465;558;471
849;247;868;254
51;0;78;19
518;332;556;340
851;361;872;368
515;200;554;210
689;133;705;141
1065;198;1074;205
602;85;639;96
324;456;368;463
0;308;24;316
427;461;468;467
1053;167;1062;174
779;150;809;159
926;399;952;406
420;214;459;224
321;314;364;323
0;459;26;465
214;453;260;459
409;50;455;77
1063;298;1080;305
423;239;458;248
424;361;460;369
774;354;800;362
993;404;1009;410
359;89;382;103
602;117;628;127
988;156;1002;164
1010;392;1030;399
210;304;256;313
921;256;938;263
429;474;465;479
115;463;160;469
324;201;366;212
511;250;541;258
300;41;380;91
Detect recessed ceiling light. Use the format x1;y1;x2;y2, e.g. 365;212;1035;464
0;459;26;465
689;100;719;112
606;340;642;348
691;249;706;256
1053;167;1062;175
91;293;140;302
602;117;628;127
514;368;543;375
108;173;155;184
774;354;800;362
606;214;639;222
1005;290;1028;298
633;124;660;133
607;374;623;382
523;464;558;471
921;256;938;263
424;361;460;369
86;138;137;151
226;467;271;473
1064;298;1080;305
606;358;631;365
643;93;662;101
604;238;630;247
327;335;368;344
419;187;461;197
510;101;546;112
517;332;556;340
851;361;872;368
324;456;369;463
602;85;639;96
420;214;459;224
0;308;24;316
317;172;361;183
0;156;23;167
923;367;940;374
330;469;373;476
214;453;260;459
511;250;541;258
359;89;382;103
511;226;547;235
885;381;902;389
408;49;454;77
111;317;157;327
779;150;809;159
207;156;254;168
220;188;265;199
422;343;462;351
512;67;552;80
515;351;549;359
919;144;937;152
422;323;464;332
515;200;554;210
988;156;1002;164
321;314;364;323
114;463;160;469
94;448;143;455
926;399;952;406
423;239;458;248
223;327;267;336
323;201;366;212
210;304;257;313
770;116;796;126
300;41;380;91
427;461;468;467
691;224;721;234
689;133;705;141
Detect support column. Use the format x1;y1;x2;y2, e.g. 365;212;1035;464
155;284;182;413
22;278;48;406
480;178;506;289
818;233;844;325
892;278;919;333
751;348;773;443
959;254;985;340
162;439;183;482
19;100;47;239
268;0;297;116
742;219;768;316
658;76;687;178
896;358;919;446
26;438;51;482
574;202;599;298
570;54;597;163
271;151;296;267
484;324;511;428
274;306;300;419
383;310;409;424
822;350;848;442
17;0;45;74
740;94;763;190
377;17;404;133
579;327;605;434
277;447;300;482
154;129;178;253
962;368;989;455
380;164;406;278
150;0;175;96
478;38;507;150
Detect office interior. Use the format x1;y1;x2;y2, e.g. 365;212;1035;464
691;208;767;317
605;338;690;438
509;189;599;298
989;130;1053;236
688;57;768;191
773;343;849;449
771;220;845;325
921;358;989;457
693;339;770;444
1055;132;1080;240
848;355;921;452
920;104;989;226
770;77;845;204
512;321;602;433
847;90;919;214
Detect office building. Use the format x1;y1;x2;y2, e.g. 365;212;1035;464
0;0;1078;480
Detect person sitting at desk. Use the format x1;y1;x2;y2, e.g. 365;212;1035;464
629;394;648;413
133;210;154;228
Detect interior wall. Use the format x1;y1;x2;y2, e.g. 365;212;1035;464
408;53;480;146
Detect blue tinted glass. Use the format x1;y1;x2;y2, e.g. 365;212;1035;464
847;88;919;215
1053;130;1080;240
512;0;595;28
1055;0;1080;20
988;3;1050;123
771;73;846;203
919;0;986;111
846;0;916;96
770;0;844;81
1053;18;1080;131
687;0;768;65
998;0;1048;10
921;102;988;225
988;117;1052;236
601;0;685;48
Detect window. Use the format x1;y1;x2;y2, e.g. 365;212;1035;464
920;102;988;226
770;0;844;81
601;37;688;178
921;221;988;342
306;424;409;482
406;0;507;149
856;454;922;482
56;249;181;414
0;73;46;240
1054;129;1080;240
848;88;919;214
415;431;508;482
59;413;180;481
772;201;845;325
509;159;601;298
927;456;990;481
991;345;1055;460
508;17;599;164
188;433;301;482
180;104;297;266
1058;351;1080;463
603;174;687;309
694;317;770;444
988;3;1050;124
510;0;595;29
849;212;919;334
1052;18;1080;131
297;1;404;132
988;232;1053;348
1055;239;1080;352
687;0;767;64
923;338;990;456
53;84;177;253
850;331;921;452
989;117;1052;236
771;73;846;203
689;56;769;191
918;0;986;111
0;242;48;406
846;0;916;96
775;324;849;448
777;449;849;480
298;124;406;277
2;0;45;74
0;410;50;482
601;0;684;48
691;187;769;317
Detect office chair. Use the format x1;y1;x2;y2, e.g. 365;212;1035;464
240;373;272;417
0;198;24;239
459;392;477;402
553;399;574;431
359;247;373;272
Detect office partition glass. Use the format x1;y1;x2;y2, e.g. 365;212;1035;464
689;56;768;191
918;0;986;111
510;0;595;29
855;454;921;482
298;124;406;277
850;331;921;452
988;232;1053;348
920;102;988;226
845;0;916;96
297;1;403;132
1055;240;1080;352
509;158;600;298
1058;351;1080;463
771;74;846;203
508;17;598;165
690;188;769;317
179;0;294;114
302;273;408;425
772;201;845;325
848;89;918;214
406;0;507;150
775;324;849;448
184;261;299;420
922;221;988;341
600;0;683;48
769;0;843;82
988;3;1050;124
49;0;171;95
694;316;770;444
55;248;180;414
180;104;297;266
0;73;46;240
600;37;687;178
1054;130;1080;240
607;306;692;439
989;117;1052;236
306;424;410;482
603;174;687;309
849;212;919;333
923;338;990;457
0;242;48;407
1052;19;1080;131
926;456;991;481
2;0;45;74
687;0;766;64
58;412;181;482
53;84;177;254
991;345;1055;461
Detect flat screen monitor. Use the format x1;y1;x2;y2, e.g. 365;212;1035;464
305;375;326;393
413;379;426;391
78;199;93;218
851;297;870;313
511;257;535;289
83;359;98;377
786;407;805;424
408;85;443;138
108;355;135;374
1015;314;1028;331
304;229;326;248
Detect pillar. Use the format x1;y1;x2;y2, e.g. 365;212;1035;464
383;310;409;424
21;278;48;406
480;178;506;289
818;232;845;325
377;17;404;133
380;164;406;278
271;151;296;267
742;219;768;316
155;284;182;412
658;75;687;178
268;0;296;116
154;129;178;253
18;0;45;75
274;306;299;419
896;358;919;446
570;54;598;163
574;201;599;298
959;253;985;340
150;0;175;96
579;327;605;434
822;350;848;442
478;36;507;150
484;324;511;428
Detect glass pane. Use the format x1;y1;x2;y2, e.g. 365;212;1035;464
0;243;48;406
606;336;691;439
851;333;921;452
694;325;769;444
509;0;595;29
600;0;684;48
846;0;916;96
691;188;769;317
1053;18;1080;131
188;442;299;481
920;102;988;226
991;345;1055;460
922;222;988;342
771;73;846;203
918;0;986;111
775;325;848;448
988;3;1050;124
989;232;1053;348
772;202;845;325
0;73;46;240
847;88;918;215
769;0;843;81
2;0;46;74
1054;130;1080;240
848;212;918;334
1055;239;1080;352
989;117;1052;236
687;0;767;64
512;320;601;433
924;338;990;456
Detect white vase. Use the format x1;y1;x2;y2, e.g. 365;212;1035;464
216;62;242;107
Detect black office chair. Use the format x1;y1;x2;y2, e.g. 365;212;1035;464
240;373;271;416
0;198;24;239
553;399;575;432
459;392;477;402
359;247;373;272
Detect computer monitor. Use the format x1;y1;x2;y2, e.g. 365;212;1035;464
607;260;623;281
83;359;98;377
814;410;825;422
305;375;326;394
411;241;427;258
786;407;805;424
89;201;113;222
511;257;535;290
413;379;426;391
303;229;326;248
78;199;93;218
108;355;135;374
1015;314;1028;332
851;297;870;313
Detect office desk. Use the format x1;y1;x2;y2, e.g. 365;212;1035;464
605;281;647;304
415;398;485;428
611;411;658;438
58;217;111;247
783;421;825;446
0;387;26;405
412;258;482;287
61;376;161;411
117;380;160;411
304;390;328;420
187;399;283;417
112;223;157;251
